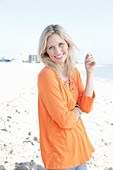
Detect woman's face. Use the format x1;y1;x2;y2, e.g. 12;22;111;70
46;33;68;65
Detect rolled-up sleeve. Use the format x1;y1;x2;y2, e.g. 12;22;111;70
78;91;95;113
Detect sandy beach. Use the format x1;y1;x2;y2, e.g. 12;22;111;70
0;62;113;170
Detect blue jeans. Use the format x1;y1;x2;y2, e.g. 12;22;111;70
69;163;87;170
47;163;87;170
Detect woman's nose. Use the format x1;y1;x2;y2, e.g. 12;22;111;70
55;47;61;55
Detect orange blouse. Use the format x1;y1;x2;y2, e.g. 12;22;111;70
38;67;95;169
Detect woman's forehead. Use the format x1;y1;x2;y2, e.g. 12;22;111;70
47;33;66;45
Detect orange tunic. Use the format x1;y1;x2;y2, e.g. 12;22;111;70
38;66;95;169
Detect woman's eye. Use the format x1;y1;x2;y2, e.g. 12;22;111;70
49;46;53;50
59;43;64;46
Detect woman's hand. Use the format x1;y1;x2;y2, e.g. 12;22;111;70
72;107;82;121
85;53;96;73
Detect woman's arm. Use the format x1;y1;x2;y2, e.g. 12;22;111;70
84;53;96;98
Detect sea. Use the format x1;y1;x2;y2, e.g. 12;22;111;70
78;64;113;85
94;64;113;84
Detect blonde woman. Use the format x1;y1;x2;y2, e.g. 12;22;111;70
38;24;96;170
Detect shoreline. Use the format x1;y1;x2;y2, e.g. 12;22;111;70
0;63;113;170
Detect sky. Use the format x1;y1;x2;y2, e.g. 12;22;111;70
0;0;113;64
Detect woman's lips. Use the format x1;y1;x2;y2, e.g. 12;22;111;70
55;54;63;59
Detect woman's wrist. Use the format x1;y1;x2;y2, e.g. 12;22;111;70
86;70;94;78
76;107;82;116
73;106;82;120
74;105;82;115
85;71;94;98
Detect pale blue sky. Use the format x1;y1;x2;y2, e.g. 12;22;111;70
0;0;113;64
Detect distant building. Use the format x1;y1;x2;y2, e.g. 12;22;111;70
28;54;40;63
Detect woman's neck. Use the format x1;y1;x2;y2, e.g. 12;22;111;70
57;63;69;82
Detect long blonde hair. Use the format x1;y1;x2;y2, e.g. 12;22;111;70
38;24;77;78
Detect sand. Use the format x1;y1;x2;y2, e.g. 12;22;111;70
0;62;113;170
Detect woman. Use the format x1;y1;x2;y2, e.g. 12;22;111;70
38;24;96;170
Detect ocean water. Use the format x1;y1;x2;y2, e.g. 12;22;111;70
94;64;113;84
77;64;113;84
